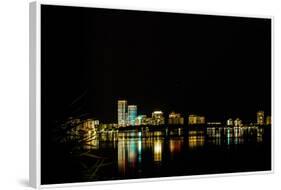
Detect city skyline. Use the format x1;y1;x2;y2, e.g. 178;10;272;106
86;99;272;127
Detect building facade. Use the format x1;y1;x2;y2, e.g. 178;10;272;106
234;118;242;127
152;111;165;125
188;114;205;125
168;112;184;125
257;111;265;125
118;100;127;127
135;115;147;126
128;105;137;126
227;118;234;126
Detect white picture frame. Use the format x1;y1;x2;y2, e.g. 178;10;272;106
29;1;274;188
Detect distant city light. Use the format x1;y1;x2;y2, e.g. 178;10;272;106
257;111;265;125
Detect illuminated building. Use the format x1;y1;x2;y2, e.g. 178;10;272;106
257;111;265;125
227;118;234;126
188;115;205;125
143;117;153;125
266;116;271;125
135;115;147;126
128;105;137;126
151;111;165;125
168;112;184;125
82;119;96;130
234;118;242;127
118;100;127;127
94;120;99;126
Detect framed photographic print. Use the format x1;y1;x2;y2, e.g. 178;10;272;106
29;1;273;188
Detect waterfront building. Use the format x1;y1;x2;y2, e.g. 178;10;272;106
128;105;137;126
118;100;127;127
152;111;165;125
266;116;271;125
82;119;96;130
168;112;184;125
143;117;153;125
188;115;205;125
226;118;234;126
94;120;99;126
234;118;242;127
135;115;147;126
257;111;265;125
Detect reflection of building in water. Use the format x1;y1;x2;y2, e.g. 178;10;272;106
152;111;165;125
118;100;127;127
135;115;147;126
234;118;242;127
169;139;183;156
227;118;234;126
266;116;271;125
117;140;126;175
138;138;142;163
257;128;264;143
128;140;137;167
168;112;184;125
206;127;222;138
188;130;205;148
257;111;265;125
233;126;243;137
118;137;139;174
188;136;205;148
188;115;205;125
99;123;118;131
153;140;162;161
128;105;137;126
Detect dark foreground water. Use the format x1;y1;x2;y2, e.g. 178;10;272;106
42;126;271;184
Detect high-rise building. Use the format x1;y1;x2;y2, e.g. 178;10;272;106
168;112;184;125
257;111;265;125
118;100;127;127
128;105;137;126
152;111;165;125
188;115;205;125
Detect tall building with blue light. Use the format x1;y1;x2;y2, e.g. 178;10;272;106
128;105;137;126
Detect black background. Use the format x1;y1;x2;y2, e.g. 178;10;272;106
41;5;271;124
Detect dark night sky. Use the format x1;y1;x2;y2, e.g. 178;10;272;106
41;5;271;124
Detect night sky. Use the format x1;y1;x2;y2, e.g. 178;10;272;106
41;5;271;124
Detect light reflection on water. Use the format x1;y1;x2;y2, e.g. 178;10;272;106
71;126;264;175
